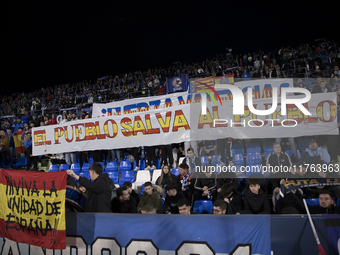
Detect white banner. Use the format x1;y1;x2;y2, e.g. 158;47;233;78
32;91;337;155
190;92;338;140
93;79;294;118
92;92;189;118
32;104;191;156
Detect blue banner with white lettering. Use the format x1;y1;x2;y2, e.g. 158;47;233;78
166;74;188;93
67;214;271;255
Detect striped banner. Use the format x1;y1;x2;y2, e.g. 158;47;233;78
0;169;67;249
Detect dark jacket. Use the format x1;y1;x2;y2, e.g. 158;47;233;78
156;173;176;187
137;190;161;213
242;189;271;214
78;173;113;213
131;189;140;204
217;192;242;214
290;194;340;214
194;172;217;192
266;151;292;169
112;196;138;213
216;172;239;192
275;190;304;214
163;191;185;214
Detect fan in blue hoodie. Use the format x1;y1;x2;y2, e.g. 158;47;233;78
301;139;330;164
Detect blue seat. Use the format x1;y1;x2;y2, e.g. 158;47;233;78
119;161;132;171
193;200;213;214
81;163;91;172
107;171;119;185
264;142;274;154
13;157;27;168
298;139;309;153
233;153;244;166
231;143;245;155
211;155;221;165
106;161;118;172
59;164;69;171
10;158;18;165
246;152;262;165
139;184;145;197
71;163;81;173
264;151;271;160
305;198;319;206
285;150;292;158
337;198;340;207
199;156;209;166
119;171;135;186
247;143;261;153
48;164;59;172
171;168;180;176
79;171;90;180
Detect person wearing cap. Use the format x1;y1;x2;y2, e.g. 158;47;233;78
301;139;330;164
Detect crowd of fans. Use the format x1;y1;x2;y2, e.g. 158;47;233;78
1;39;339;119
0;38;340;215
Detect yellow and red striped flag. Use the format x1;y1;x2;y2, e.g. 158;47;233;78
13;131;26;153
0;169;67;249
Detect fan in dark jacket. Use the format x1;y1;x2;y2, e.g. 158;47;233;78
111;186;138;213
242;179;271;214
193;171;218;203
156;165;176;187
275;189;304;214
67;162;114;213
217;183;242;214
163;181;185;214
290;190;340;214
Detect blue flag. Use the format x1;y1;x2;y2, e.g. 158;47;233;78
166;74;188;93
